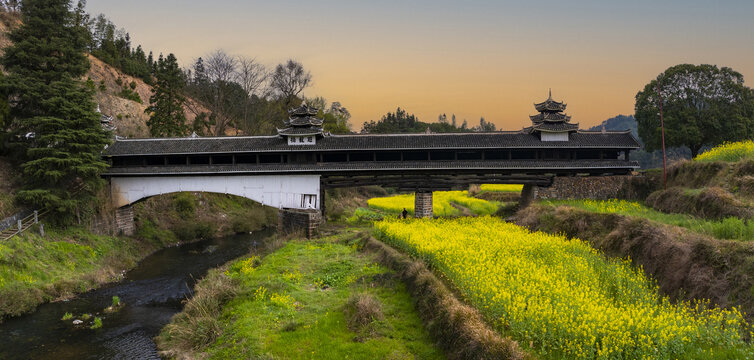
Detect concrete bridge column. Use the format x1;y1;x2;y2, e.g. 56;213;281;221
519;184;538;208
414;191;433;218
279;209;321;239
115;205;135;236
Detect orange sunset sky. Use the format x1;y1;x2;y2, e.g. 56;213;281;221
86;0;754;131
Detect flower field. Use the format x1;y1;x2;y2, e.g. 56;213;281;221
695;140;754;162
374;216;754;359
479;184;524;192
367;191;499;216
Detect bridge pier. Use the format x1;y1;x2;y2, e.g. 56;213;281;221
115;205;135;236
519;184;538;208
279;209;321;238
414;191;433;218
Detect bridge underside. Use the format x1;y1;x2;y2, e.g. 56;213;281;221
321;174;553;191
110;175;321;209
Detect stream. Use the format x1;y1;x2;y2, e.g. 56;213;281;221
0;229;274;360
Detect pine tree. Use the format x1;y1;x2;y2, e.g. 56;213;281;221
1;0;109;222
146;53;188;137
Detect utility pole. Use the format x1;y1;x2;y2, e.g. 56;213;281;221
656;81;667;190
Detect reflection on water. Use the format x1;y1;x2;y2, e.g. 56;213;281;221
0;229;273;360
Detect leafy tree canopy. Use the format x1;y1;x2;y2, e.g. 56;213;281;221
362;108;493;134
1;0;109;222
635;64;754;158
146;53;188;137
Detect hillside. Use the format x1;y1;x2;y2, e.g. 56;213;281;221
86;54;215;138
0;11;224;139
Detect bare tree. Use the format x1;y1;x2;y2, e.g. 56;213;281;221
203;50;239;135
0;0;20;13
270;59;312;107
236;56;269;134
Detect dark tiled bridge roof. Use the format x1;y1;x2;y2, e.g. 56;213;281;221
103;159;639;176
104;131;640;156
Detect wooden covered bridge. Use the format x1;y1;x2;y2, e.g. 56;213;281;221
102;94;640;235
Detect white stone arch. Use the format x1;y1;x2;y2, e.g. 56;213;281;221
110;175;321;210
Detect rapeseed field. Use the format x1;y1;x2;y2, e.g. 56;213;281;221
479;184;524;192
374;216;753;359
367;190;498;216
695;140;754;162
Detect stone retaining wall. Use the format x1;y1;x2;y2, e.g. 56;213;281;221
279;209;321;238
536;175;633;200
114;205;135;236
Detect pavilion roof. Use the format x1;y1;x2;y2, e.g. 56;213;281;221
104;131;640;157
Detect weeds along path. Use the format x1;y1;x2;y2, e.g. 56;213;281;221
374;216;754;359
157;230;444;359
516;203;754;326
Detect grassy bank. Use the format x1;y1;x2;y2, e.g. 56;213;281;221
375;216;754;359
543;199;754;241
158;230;443;359
0;192;276;322
0;227;151;320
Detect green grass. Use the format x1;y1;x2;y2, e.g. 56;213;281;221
0;227;145;319
544;199;754;241
201;233;443;359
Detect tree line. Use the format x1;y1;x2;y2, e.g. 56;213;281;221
361;108;495;134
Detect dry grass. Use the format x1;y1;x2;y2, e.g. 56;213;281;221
157;266;238;359
363;236;529;360
646;187;753;219
344;292;386;341
515;204;754;323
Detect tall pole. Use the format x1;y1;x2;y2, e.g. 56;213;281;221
656;81;667;190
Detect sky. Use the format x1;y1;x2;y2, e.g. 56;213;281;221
85;0;754;131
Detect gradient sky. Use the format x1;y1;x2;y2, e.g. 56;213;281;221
85;0;754;131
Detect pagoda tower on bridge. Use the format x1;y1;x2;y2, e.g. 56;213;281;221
278;104;325;145
527;90;578;141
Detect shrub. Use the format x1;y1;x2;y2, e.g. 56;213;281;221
174;193;196;217
231;216;252;234
118;87;142;103
129;81;137;90
174;221;216;241
90;316;102;329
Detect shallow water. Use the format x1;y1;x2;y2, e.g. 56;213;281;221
0;229;274;360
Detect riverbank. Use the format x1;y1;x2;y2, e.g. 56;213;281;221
158;229;445;359
0;192;276;322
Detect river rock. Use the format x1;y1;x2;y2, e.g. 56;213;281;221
72;320;83;325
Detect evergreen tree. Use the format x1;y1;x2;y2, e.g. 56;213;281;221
1;0;109;221
146;53;188;137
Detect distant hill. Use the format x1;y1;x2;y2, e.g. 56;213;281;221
589;115;691;169
587;115;639;141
